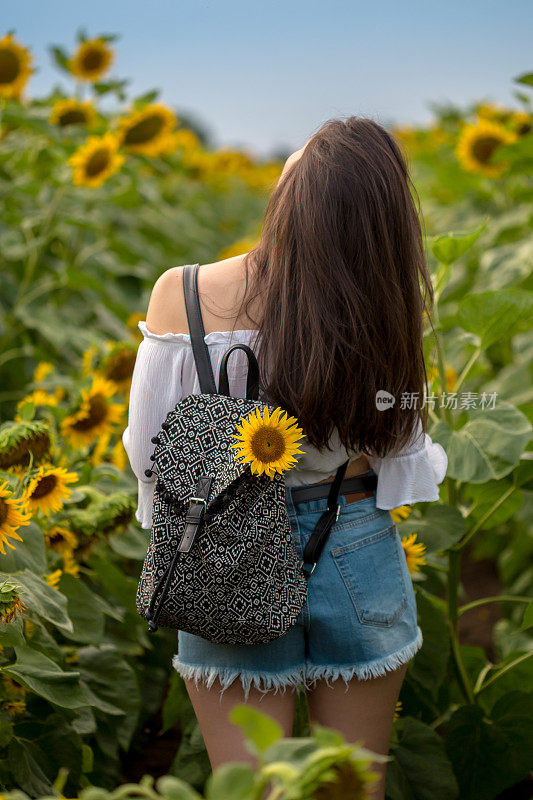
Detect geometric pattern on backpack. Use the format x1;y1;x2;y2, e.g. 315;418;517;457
135;393;309;645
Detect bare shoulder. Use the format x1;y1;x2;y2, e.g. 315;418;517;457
144;256;252;336
145;266;188;335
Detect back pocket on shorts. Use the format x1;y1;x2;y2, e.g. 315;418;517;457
331;525;407;627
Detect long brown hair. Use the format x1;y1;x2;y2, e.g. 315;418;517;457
232;116;434;458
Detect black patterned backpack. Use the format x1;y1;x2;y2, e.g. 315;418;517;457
136;263;351;645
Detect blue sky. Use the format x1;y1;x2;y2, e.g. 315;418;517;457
6;0;533;157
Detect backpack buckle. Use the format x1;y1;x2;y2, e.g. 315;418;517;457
188;497;207;509
178;477;213;554
300;559;317;579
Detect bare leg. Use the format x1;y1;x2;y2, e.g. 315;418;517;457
305;663;408;800
183;676;298;771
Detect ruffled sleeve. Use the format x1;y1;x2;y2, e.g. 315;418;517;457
366;418;448;510
122;322;257;529
122;323;188;529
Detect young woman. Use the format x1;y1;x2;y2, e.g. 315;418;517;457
123;116;448;799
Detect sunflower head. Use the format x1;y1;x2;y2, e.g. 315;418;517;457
115;103;178;156
67;491;135;540
401;532;427;575
0;420;51;471
22;464;78;517
97;492;135;534
33;361;53;383
212;148;254;174
229;405;306;479
0;579;27;624
46;569;62;590
0;482;32;555
242;160;284;192
45;525;78;554
68;37;114;82
390;505;412;524
63;550;80;577
111;439;128;471
172;127;201;153
49;98;97;128
474;102;515;125
0;33;33;100
61;375;125;447
126;313;145;342
16;389;59;417
309;756;378;800
180;148;213;180
3;699;26;718
68;131;125;188
101;341;137;394
509;110;532;137
455;120;518;177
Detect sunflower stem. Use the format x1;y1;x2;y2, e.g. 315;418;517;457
447;548;475;705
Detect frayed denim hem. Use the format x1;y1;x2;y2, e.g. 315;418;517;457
172;626;423;702
172;656;306;704
305;627;424;691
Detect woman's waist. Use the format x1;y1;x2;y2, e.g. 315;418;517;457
317;454;370;483
287;454;374;504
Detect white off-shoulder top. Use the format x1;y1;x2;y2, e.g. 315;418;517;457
122;322;448;529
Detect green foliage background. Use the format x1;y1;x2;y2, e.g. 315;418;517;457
0;39;532;800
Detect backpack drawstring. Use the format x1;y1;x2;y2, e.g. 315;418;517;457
145;552;181;632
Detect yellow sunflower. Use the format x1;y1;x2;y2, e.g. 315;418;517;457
390;505;412;524
33;361;53;383
81;344;99;376
111;438;127;471
16;389;59;414
3;699;26;718
44;525;78;554
68;37;114;83
46;569;62;590
88;431;108;467
455;120;517;177
229;406;306;478
61;375;124;447
49;98;97;128
22;465;78;516
212;148;254;174
242;160;284;192
63;550;79;577
172;127;201;152
101;342;137;394
401;533;427;575
390;125;420;154
0;482;32;555
0;33;33;100
474;102;514;125
115;103;178;156
427;363;458;392
509;110;532;137
68;132;125;189
126;312;144;340
55;387;66;402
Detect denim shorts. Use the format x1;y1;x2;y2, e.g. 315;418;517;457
173;472;423;702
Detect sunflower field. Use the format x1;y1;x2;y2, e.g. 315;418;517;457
0;27;532;800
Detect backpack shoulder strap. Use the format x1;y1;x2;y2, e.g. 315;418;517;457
182;264;217;394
